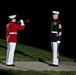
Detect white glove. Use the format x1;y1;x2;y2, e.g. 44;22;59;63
57;41;61;43
20;19;25;26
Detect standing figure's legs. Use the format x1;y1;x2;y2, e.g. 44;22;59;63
6;42;16;65
51;42;58;65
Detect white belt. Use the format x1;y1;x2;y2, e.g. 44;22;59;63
9;32;17;34
51;31;58;33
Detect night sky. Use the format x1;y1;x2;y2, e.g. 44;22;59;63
0;0;76;59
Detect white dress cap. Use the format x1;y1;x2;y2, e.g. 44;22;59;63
52;10;60;14
8;14;16;19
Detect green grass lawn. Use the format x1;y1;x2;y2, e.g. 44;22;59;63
0;38;75;61
0;39;76;75
0;69;76;75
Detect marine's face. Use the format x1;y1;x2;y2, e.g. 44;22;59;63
52;14;59;20
12;19;16;22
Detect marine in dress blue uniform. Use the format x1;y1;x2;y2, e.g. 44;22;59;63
50;10;62;66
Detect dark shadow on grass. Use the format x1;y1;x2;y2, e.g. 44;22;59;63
15;50;50;65
0;45;7;49
0;45;51;65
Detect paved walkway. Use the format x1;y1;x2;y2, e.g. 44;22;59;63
0;61;76;71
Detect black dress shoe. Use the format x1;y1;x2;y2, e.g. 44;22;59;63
49;64;58;67
52;64;58;67
6;64;15;66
